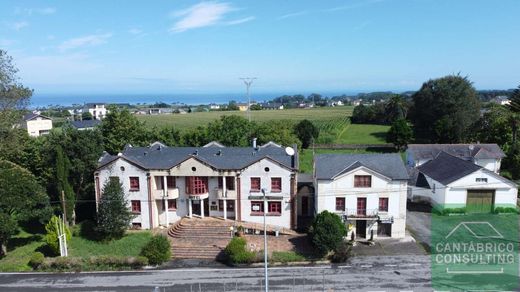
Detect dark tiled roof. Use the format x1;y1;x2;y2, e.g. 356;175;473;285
97;142;298;171
314;154;409;180
23;113;51;121
417;152;482;185
71;120;101;129
407;144;505;161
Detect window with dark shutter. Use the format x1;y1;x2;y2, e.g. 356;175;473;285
335;197;345;211
167;199;177;210
251;201;263;213
354;175;371;188
379;198;389;212
129;177;140;191
166;176;176;189
271;177;282;192
250;177;261;192
268;201;282;214
131;200;141;213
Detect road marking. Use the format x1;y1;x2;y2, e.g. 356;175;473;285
360;265;373;268
385;264;397;267
401;263;421;267
338;265;352;268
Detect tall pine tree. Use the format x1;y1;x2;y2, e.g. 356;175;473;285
96;178;134;241
55;145;75;225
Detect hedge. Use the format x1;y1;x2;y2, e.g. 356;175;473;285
37;256;148;271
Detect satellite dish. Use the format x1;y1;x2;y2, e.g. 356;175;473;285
469;144;475;151
285;147;295;156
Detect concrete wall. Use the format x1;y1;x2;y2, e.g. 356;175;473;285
24;118;53;137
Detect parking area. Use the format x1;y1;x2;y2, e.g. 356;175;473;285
351;232;427;256
406;202;432;251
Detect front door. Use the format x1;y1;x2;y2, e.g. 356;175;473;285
356;220;367;238
192;199;201;215
203;198;210;217
357;198;367;216
301;196;309;216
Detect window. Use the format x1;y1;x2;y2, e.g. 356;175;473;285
155;176;164;190
379;198;389;212
271;177;282;192
186;176;208;194
167;199;177;210
335;197;346;211
357;198;367;216
476;178;488;183
354;175;371;188
131;223;142;229
109;176;119;184
166;176;176;189
131;200;141;213
251;201;264;213
250;177;261;192
226;177;235;190
129;177;140;191
268;201;282;215
219;200;235;211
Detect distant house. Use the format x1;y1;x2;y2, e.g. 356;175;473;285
406;144;505;173
21;113;53;137
70;119;101;130
209;103;221;110
236;103;249;111
84;103;107;120
260;103;284;110
411;152;517;212
491;96;511;106
147;108;162;115
351;99;361;106
314;154;409;238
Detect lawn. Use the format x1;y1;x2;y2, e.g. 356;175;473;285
136;106;353;130
0;230;152;272
336;124;390;144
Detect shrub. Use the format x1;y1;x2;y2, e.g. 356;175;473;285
270;251;305;263
140;235;171;265
29;252;45;269
494;207;519;214
224;237;255;264
38;256;148;271
330;241;352;263
433;207;466;215
44;215;71;256
308;211;346;257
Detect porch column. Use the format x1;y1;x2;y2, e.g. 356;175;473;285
223;199;227;220
200;199;205;218
188;199;192;218
163;176;169;226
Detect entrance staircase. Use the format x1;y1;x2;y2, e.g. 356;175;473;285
167;217;234;260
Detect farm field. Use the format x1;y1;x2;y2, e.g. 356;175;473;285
136;106;354;130
336;124;391;144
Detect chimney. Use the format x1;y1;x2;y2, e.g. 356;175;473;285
252;138;257;149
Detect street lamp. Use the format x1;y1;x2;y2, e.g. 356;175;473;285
261;188;269;292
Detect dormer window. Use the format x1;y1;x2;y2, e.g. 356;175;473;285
354;175;371;188
476;178;488;183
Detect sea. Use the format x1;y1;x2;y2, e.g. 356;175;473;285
30;91;357;109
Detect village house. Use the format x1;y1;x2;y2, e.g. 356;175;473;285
70;119;101;131
21;113;53;137
313;154;409;239
236;103;249;111
94;140;298;230
260;103;284;110
85;103;107;120
411;152;517;212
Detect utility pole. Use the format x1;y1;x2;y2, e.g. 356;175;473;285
61;190;67;225
240;77;257;122
261;188;269;292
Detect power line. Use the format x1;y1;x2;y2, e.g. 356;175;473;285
239;77;257;122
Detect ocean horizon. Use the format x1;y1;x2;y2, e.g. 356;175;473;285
30;91;361;108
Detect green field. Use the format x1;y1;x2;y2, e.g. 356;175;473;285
336;124;391;144
137;106;353;130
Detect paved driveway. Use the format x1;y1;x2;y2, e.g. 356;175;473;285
406;202;432;250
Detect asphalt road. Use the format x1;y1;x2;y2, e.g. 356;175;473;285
0;255;432;292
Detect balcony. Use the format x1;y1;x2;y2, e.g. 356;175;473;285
215;188;237;200
337;208;379;219
153;188;179;200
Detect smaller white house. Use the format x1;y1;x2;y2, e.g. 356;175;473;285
412;152;517;213
21;113;53;137
314;154;409;239
85;103;107;120
406;144;505;173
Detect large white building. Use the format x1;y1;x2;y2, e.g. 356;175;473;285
313;154;409;239
94;141;298;230
21;113;53;137
85;103;107;120
413;152;517;212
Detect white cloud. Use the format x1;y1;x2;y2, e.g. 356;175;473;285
58;33;112;51
38;7;56;15
225;16;255;26
170;1;251;33
9;21;29;31
14;7;56;16
278;11;307;20
128;28;143;35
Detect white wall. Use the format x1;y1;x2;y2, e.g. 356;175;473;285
474;158;501;173
239;159;293;229
25;118;53;137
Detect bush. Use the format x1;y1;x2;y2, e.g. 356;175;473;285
44;215;72;256
330;241;352;263
29;252;45;269
270;251;305;263
224;237;256;264
308;211;346;257
38;256;148;271
140;235;171;265
494;207;519;214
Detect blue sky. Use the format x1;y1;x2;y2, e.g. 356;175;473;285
1;0;519;95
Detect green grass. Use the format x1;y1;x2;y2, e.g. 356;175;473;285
0;230;153;272
270;251;306;263
336;124;390;144
136;106;353;130
68;231;152;258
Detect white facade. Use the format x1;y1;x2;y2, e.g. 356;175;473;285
23;115;53;137
95;154;296;230
87;104;107;120
419;169;517;210
314;167;407;238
